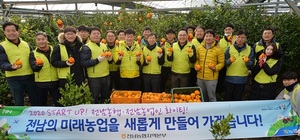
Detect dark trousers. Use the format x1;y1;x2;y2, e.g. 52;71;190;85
143;74;161;92
160;66;171;92
249;81;277;100
88;76;110;104
224;82;246;101
171;72;189;89
189;68;197;87
7;78;37;106
35;85;60;106
216;67;226;93
120;77;140;90
109;71;121;91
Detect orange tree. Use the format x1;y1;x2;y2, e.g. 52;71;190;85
1;3;299;72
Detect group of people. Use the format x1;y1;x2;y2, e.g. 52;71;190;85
0;22;298;108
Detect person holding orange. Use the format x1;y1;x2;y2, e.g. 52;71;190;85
167;29;196;89
142;33;164;92
51;26;85;88
29;32;60;106
160;28;177;92
105;30;121;91
0;22;37;106
224;29;254;101
114;28;143;90
249;43;283;100
81;27;112;104
194;29;224;102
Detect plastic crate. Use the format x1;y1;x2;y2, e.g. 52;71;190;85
110;90;141;104
141;92;172;103
171;87;204;103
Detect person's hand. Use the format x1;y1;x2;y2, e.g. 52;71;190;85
97;55;106;62
118;54;123;60
145;59;150;64
188;48;194;57
136;55;141;61
259;59;265;68
283;94;290;100
157;52;163;58
107;56;113;61
12;63;22;69
66;60;74;66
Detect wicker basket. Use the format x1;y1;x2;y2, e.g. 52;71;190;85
110;90;141;104
171;87;204;103
141;92;172;103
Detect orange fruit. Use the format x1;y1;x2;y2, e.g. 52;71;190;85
57;19;63;24
208;60;215;68
136;51;141;56
186;95;191;100
119;51;124;56
243;56;249;62
68;57;75;64
194;90;200;95
168;47;173;52
103;22;108;26
115;40;119;45
109;22;113;26
101;39;107;44
194;64;201;70
180;94;186;101
187;47;193;53
15;59;22;66
117;17;122;21
147;13;153;18
188;33;193;39
35;58;44;65
161;38;166;43
106;51;112;57
146;55;151;61
157;47;163;53
259;53;266;59
230;57;235;63
190;93;196;99
138;17;142;22
137;35;142;41
101;52;106;57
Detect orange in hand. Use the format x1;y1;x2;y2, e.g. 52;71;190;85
243;56;249;62
119;51;124;56
168;47;173;52
187;47;193;53
15;59;22;66
259;53;266;59
101;39;107;44
230;57;235;63
194;64;201;71
157;47;163;53
137;35;142;41
101;52;106;57
105;51;112;57
35;58;44;65
68;57;75;64
161;38;166;43
136;51;141;56
188;33;193;39
208;60;215;68
146;55;151;61
115;40;119;46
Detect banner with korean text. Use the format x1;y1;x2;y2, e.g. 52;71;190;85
0;100;298;140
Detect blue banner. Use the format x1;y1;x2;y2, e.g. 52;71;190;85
0;100;298;140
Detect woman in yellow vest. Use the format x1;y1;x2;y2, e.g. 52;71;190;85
51;26;85;88
224;30;254;101
29;32;60;106
160;28;176;92
81;27;112;104
250;43;283;100
106;30;121;91
142;33;165;92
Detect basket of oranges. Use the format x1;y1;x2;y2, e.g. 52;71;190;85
171;87;203;103
110;90;141;104
141;92;172;103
